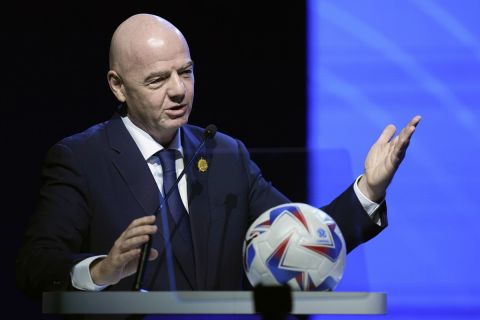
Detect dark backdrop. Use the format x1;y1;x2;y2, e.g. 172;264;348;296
3;1;306;318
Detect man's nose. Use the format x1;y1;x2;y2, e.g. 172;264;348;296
167;72;186;103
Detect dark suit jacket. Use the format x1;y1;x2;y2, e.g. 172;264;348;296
16;114;386;297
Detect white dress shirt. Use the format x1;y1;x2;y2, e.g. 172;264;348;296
122;116;189;212
71;117;382;291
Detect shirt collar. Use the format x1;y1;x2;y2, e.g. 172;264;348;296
121;116;183;160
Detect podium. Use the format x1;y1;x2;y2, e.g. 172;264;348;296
43;291;386;315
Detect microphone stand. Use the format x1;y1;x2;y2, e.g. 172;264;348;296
132;125;216;291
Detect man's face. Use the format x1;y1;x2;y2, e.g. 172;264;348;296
120;40;194;143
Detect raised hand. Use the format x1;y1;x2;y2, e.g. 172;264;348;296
358;115;421;202
90;215;158;286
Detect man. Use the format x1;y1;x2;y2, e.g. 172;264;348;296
15;13;421;296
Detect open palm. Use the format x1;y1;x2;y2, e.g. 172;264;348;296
358;115;421;202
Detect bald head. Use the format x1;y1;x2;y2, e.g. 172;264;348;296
109;14;190;74
106;14;195;145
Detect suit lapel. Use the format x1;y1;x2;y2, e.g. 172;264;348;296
106;117;160;217
107;117;196;287
106;119;213;289
182;126;214;290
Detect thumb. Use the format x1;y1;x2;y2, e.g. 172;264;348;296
149;248;159;261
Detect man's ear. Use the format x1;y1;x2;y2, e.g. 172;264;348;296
107;70;126;102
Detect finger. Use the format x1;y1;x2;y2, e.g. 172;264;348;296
408;115;422;128
109;241;157;271
112;247;141;267
122;224;158;241
393;124;418;162
377;124;397;144
127;215;156;229
149;248;159;261
397;118;419;147
121;216;156;239
392;115;421;148
391;136;407;164
120;234;153;252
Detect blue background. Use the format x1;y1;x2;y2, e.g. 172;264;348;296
308;0;480;319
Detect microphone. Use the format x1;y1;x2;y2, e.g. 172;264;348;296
132;124;217;291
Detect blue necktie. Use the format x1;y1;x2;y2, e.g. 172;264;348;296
157;149;195;285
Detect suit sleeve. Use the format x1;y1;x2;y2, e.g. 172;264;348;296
15;142;94;298
320;184;387;253
236;138;387;254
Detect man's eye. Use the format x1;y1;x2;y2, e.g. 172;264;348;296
151;78;164;84
148;78;167;87
181;69;193;76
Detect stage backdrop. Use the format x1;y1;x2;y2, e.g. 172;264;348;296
308;0;480;319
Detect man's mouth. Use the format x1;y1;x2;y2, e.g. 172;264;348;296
165;104;188;117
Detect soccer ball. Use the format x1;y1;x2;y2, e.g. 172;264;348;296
242;203;346;291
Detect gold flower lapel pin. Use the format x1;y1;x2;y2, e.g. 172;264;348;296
197;157;208;173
